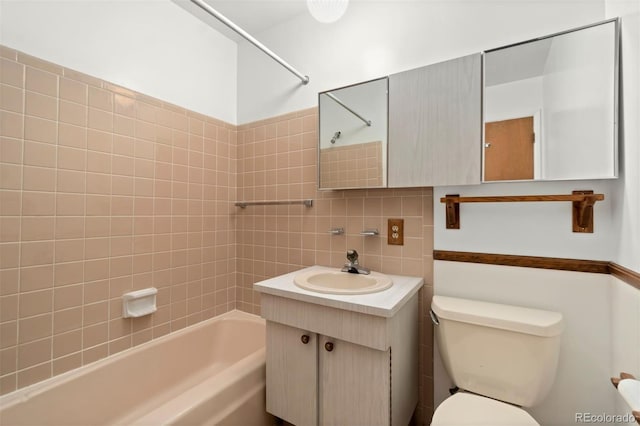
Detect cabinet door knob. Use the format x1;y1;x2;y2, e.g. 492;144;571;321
324;341;334;352
301;334;310;344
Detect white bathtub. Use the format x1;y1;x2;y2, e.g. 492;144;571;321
0;310;271;426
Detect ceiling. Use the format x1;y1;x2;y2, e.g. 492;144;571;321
174;0;310;42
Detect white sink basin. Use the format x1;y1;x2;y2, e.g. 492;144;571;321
293;269;393;295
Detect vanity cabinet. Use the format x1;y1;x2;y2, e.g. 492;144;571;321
267;323;391;426
388;53;482;187
256;270;420;426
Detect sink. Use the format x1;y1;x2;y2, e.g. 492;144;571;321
293;269;393;295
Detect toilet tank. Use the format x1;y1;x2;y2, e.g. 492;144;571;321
431;295;564;407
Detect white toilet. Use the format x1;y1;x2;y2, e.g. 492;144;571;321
430;295;564;425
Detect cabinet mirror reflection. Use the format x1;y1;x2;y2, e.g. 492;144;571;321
318;77;388;190
483;19;618;182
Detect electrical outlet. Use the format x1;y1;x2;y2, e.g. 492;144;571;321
387;218;404;245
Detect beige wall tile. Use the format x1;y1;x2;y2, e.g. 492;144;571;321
58;123;86;149
1;111;24;139
20;241;54;267
59;77;87;104
53;307;82;334
88;87;113;112
25;67;57;97
53;239;83;263
87;129;112;153
1;164;22;190
18;314;51;344
16;362;51;390
23;166;55;192
55;217;84;240
1;84;23;113
52;329;81;358
1;58;24;88
24;116;57;144
21;216;55;241
21;192;54;216
25;91;57;121
0;346;17;376
1;191;22;215
0;139;21;164
0;321;17;349
52;352;81;376
20;265;53;292
59;99;86;126
82;322;108;348
53;284;83;311
54;262;84;287
0;295;18;322
0;217;20;243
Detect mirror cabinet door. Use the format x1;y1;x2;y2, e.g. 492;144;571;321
318;77;388;190
483;19;619;182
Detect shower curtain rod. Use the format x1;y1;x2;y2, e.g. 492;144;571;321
326;93;372;126
190;0;310;85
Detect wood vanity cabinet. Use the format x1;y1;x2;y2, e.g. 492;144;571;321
262;293;418;426
267;323;390;425
388;53;482;187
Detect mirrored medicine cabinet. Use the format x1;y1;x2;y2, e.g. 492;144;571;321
317;77;388;190
317;18;619;189
483;18;619;182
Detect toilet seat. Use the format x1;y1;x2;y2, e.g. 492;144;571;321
431;392;539;425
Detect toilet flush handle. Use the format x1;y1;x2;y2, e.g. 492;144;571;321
429;309;440;326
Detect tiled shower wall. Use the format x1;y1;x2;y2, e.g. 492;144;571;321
235;110;435;422
0;46;238;395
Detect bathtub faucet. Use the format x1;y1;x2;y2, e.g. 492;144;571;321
341;249;370;275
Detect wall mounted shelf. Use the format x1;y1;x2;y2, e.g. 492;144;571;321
440;190;604;233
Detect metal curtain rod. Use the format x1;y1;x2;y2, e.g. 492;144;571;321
326;93;372;126
190;0;309;85
235;199;314;208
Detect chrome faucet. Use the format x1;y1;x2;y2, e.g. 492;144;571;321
341;249;370;275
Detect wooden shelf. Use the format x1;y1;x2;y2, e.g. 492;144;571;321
440;191;604;233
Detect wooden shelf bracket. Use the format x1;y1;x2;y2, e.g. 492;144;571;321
440;191;605;233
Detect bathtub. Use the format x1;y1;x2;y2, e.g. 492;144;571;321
0;310;271;426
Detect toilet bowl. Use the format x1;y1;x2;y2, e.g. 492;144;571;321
429;296;564;426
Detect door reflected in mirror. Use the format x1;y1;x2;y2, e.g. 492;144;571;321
483;19;618;182
318;77;388;190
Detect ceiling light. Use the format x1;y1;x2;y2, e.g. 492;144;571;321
306;0;349;24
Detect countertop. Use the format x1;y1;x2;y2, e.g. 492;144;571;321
253;265;424;318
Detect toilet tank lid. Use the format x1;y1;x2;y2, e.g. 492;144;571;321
432;295;564;337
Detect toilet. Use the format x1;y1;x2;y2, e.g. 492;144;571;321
430;295;564;425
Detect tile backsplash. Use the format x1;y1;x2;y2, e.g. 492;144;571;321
0;45;435;423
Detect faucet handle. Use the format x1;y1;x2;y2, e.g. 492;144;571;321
346;249;359;264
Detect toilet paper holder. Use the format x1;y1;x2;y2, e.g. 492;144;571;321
611;372;640;424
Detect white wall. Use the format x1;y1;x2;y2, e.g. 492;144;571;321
606;0;640;273
610;277;640;418
605;1;640;417
237;0;605;124
433;261;636;425
0;0;238;123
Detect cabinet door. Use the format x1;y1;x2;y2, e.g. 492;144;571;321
319;336;390;426
388;53;482;187
266;322;318;426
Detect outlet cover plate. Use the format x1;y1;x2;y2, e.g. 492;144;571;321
387;218;404;245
